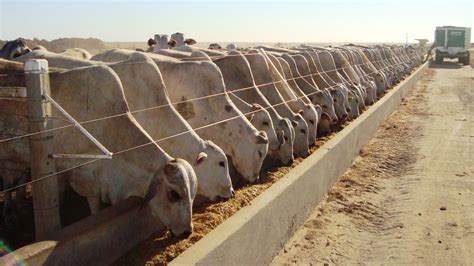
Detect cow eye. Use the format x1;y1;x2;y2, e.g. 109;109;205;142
262;121;269;126
300;129;306;134
322;105;328;108
218;161;225;167
333;99;337;103
309;119;315;125
167;189;181;202
284;136;288;141
258;150;263;158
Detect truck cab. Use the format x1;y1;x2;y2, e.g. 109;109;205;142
434;26;471;65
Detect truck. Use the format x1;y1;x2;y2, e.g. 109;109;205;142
434;26;471;65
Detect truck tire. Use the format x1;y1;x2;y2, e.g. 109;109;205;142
435;54;443;64
461;52;470;66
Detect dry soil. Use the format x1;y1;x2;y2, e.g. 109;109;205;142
272;61;473;265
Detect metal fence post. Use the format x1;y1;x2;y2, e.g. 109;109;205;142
24;59;61;240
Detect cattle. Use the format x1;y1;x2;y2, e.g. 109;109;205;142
213;51;295;164
0;95;30;227
0;38;31;60
24;49;235;201
170;33;186;47
226;43;237;50
208;43;222;50
296;50;353;118
151;58;269;182
278;53;338;134
288;52;350;122
337;48;377;105
105;52;235;202
154;35;167;50
306;49;366;112
343;46;388;96
274;56;322;124
153;49;192;59
58;48;92;60
263;52;319;143
227;93;280;154
93;50;269;181
244;50;310;158
15;50;96;69
176;45;226;57
0;63;198;237
32;45;47;51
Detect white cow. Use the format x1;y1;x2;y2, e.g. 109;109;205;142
92;48;270;182
245;50;310;158
106;53;235;201
1;64;198;237
264;52;319;143
58;48;91;60
279;53;338;134
213;51;295;164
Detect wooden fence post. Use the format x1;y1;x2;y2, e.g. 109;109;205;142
24;59;61;240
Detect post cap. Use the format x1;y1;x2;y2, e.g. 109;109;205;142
25;59;49;74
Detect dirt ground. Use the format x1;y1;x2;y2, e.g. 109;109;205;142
272;61;473;265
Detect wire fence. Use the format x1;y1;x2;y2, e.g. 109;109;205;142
0;51;420;195
0;52;415;144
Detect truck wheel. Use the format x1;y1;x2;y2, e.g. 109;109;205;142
462;53;470;66
435;55;443;64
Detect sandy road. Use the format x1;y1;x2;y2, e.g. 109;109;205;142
272;61;473;265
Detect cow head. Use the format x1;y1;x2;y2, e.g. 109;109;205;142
347;90;360;119
249;104;280;152
317;112;332;135
208;43;222;50
363;80;377;105
275;118;295;165
230;129;269;183
296;105;319;144
291;114;310;158
311;90;338;125
154;34;169;50
143;158;197;238
1;38;31;60
372;72;387;96
329;88;348;122
170;32;185;47
147;38;157;47
194;140;234;201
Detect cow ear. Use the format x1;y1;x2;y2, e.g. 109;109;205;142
142;172;162;208
321;112;331;120
298;109;304;115
251;104;258;111
164;160;180;177
195;152;208;165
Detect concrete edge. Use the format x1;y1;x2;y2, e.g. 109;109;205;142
171;62;429;265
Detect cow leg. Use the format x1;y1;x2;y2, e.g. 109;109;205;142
87;196;101;214
14;170;30;211
69;174;101;214
3;190;18;229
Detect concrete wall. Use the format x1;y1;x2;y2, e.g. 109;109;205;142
171;62;429;265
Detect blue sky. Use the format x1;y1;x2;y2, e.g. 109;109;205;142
1;0;472;43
